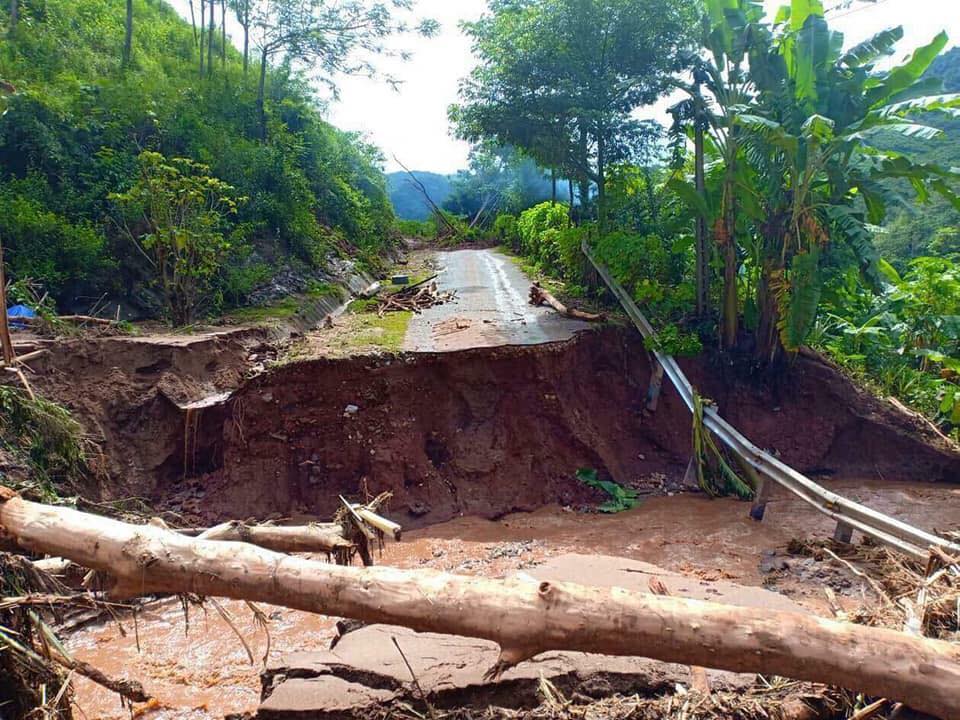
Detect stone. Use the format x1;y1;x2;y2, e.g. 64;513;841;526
258;677;396;720
256;554;810;718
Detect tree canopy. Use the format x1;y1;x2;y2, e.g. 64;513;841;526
450;0;699;227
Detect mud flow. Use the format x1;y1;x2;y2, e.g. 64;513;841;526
25;322;960;720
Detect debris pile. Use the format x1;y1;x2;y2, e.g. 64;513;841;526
377;275;457;316
788;538;960;640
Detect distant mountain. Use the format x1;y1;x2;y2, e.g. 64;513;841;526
387;171;454;221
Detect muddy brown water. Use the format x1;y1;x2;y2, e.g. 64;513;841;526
66;478;960;720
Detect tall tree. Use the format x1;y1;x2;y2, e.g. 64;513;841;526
122;0;134;67
221;0;227;69
669;0;960;363
188;0;198;45
252;0;438;139
229;0;252;74
451;0;697;230
199;0;206;75
207;0;215;77
8;0;17;35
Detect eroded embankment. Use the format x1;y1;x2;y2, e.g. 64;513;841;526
168;327;959;526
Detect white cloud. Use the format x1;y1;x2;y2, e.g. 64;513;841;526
164;0;958;174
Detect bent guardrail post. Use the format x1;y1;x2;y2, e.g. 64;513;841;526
582;239;960;562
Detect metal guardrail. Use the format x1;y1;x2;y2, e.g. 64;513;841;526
582;240;960;561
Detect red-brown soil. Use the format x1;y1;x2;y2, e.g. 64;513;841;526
30;326;960;524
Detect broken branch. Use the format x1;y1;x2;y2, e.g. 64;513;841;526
529;284;604;322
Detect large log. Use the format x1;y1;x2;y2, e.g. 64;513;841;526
1;487;958;719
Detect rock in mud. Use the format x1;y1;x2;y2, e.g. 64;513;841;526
256;554;807;719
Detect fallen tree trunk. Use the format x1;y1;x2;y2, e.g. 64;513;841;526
197;520;354;554
529;284;604;322
1;488;958;719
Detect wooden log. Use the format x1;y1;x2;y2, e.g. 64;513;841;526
197;520;354;554
1;489;959;717
352;505;402;541
529;284;605;322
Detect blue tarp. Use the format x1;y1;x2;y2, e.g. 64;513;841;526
7;304;36;329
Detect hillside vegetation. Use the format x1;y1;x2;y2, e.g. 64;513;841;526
0;0;397;320
451;0;960;441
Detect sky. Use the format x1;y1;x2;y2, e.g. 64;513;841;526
168;0;960;175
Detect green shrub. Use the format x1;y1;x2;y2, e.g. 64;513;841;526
493;213;519;249
0;186;112;299
517;201;570;263
397;218;436;238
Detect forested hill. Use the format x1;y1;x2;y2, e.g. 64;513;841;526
387;171;453;221
0;0;395;318
877;46;960;263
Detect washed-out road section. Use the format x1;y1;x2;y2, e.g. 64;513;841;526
402;248;592;352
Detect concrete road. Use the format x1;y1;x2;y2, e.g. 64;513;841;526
402;248;593;352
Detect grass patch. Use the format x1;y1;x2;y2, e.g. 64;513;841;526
346;310;413;352
228;286;346;324
0;385;90;501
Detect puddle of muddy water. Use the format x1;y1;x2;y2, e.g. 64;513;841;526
66;478;960;720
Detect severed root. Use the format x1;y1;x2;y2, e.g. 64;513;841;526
529;284;605;322
483;646;540;681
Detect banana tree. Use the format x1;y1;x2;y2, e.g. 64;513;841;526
668;0;772;348
735;0;960;362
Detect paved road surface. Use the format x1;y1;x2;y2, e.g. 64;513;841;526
402;249;592;352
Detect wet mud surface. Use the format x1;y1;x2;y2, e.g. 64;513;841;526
66;479;960;720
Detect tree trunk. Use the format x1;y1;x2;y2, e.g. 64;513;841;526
122;0;133;67
8;0;17;34
242;21;249;75
596;132;607;233
197;521;354;554
188;0;197;45
258;46;269;139
694;101;708;319
220;0;226;68
721;229;738;349
756;258;784;364
568;179;574;223
551;168;557;205
529;284;604;322
207;0;215;78
2;487;959;719
199;0;205;75
0;237;15;366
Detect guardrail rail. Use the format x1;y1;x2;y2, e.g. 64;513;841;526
582;239;960;561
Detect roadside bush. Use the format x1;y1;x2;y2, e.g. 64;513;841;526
517;202;569;262
398;218;436;238
493;213;519;249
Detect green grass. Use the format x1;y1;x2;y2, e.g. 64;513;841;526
227;285;347;324
228;297;303;323
348;311;413;352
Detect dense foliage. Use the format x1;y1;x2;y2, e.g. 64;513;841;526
475;0;960;436
451;0;698;228
0;0;404;320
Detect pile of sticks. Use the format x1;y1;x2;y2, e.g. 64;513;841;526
377;275;457;316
